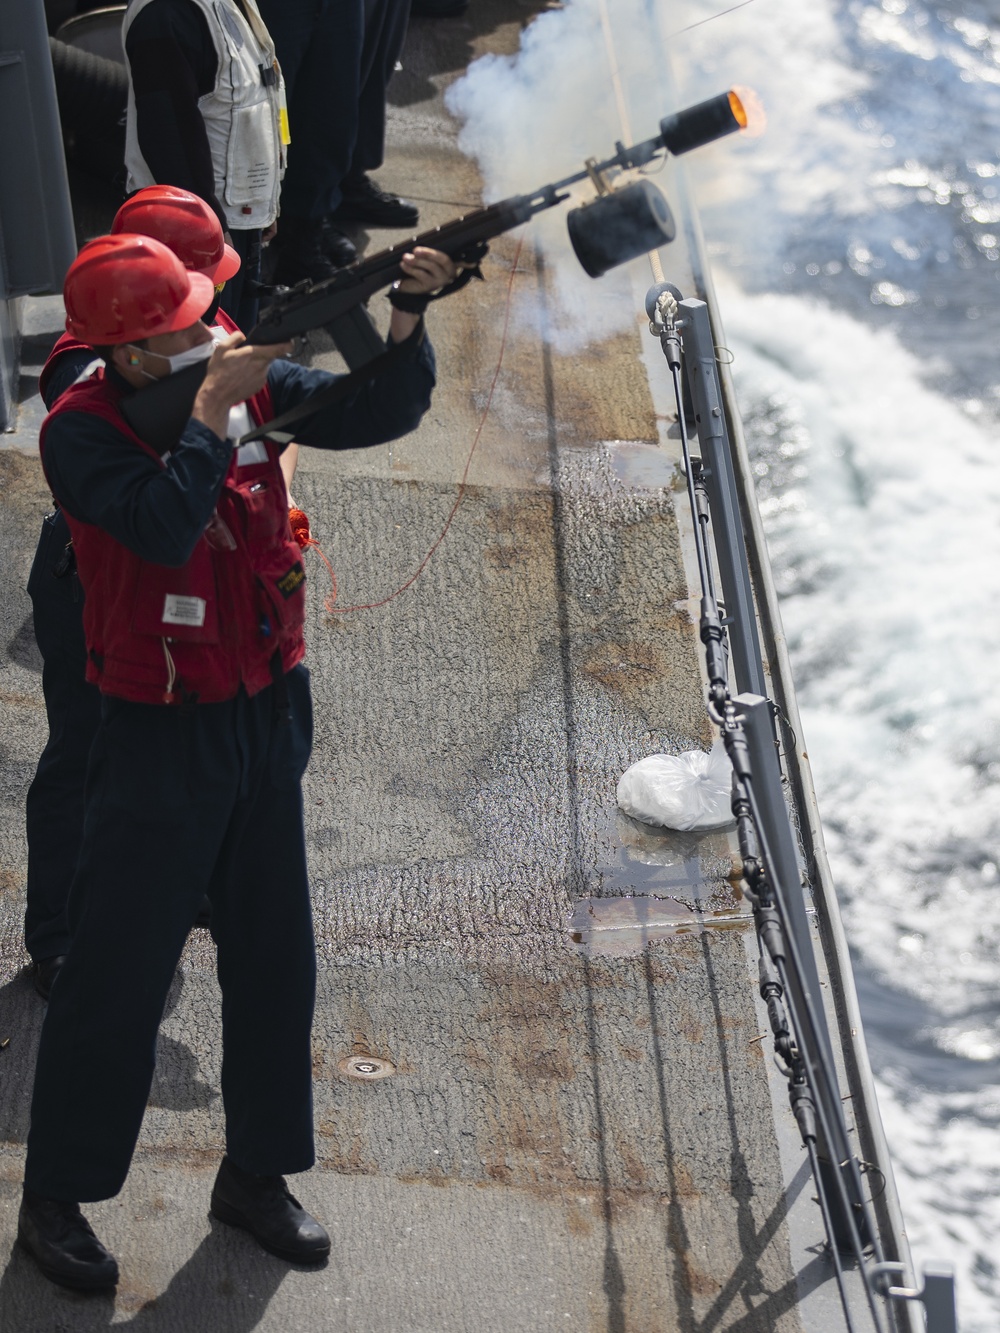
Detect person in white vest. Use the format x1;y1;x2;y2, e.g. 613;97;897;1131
123;0;288;328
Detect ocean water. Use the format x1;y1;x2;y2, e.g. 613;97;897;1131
449;1;1000;1327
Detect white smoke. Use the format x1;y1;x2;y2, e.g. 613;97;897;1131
444;0;683;348
444;0;874;347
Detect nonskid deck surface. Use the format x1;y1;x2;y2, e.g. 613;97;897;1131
0;4;807;1329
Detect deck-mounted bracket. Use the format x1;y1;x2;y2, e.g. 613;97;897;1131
869;1260;958;1333
583;156;613;195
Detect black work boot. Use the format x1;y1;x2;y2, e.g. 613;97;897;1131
210;1155;330;1263
18;1189;119;1292
273;216;354;286
32;954;66;1001
320;218;360;268
331;172;419;229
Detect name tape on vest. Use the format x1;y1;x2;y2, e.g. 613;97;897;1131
277;562;305;599
162;594;207;627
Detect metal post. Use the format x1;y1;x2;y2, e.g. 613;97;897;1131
0;0;78;428
679;297;768;698
0;3;76;296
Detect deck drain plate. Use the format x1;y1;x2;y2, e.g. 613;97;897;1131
338;1054;395;1081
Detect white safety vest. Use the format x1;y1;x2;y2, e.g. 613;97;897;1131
123;0;286;230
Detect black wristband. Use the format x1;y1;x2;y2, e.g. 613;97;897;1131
387;284;431;315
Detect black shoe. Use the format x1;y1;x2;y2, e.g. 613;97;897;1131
320;219;359;268
17;1189;119;1292
332;173;419;229
32;954;66;1001
273;216;353;286
210;1155;330;1263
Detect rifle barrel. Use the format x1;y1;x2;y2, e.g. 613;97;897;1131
250;190;566;344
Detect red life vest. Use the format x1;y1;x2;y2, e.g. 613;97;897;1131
39;369;306;706
38;332;100;404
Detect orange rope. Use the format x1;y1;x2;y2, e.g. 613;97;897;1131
289;505;339;607
288;506;311;548
325;236;525;616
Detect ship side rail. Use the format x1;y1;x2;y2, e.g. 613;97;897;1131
643;171;957;1333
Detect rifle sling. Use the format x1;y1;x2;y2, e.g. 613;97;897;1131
236;335;414;447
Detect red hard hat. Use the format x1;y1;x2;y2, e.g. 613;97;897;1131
64;234;217;345
111;185;241;282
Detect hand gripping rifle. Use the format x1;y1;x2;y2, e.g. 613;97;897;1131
121;90;749;452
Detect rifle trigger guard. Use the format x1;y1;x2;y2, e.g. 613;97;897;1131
452;239;491;271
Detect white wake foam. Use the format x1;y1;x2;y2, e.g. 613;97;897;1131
719;277;1000;1328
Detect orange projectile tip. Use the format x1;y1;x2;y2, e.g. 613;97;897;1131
730;86;766;137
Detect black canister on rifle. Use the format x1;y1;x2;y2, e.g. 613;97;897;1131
567;179;677;279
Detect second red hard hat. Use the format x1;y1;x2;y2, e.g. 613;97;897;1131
111;186;241;283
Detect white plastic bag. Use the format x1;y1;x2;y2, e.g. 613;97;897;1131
616;741;734;831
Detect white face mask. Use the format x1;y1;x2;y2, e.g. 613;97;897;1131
127;338;215;380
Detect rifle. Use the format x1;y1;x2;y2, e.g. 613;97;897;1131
121;90;750;451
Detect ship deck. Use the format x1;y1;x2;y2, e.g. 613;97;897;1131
0;5;879;1330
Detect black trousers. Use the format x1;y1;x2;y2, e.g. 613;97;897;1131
24;667;317;1202
24;511;101;963
218;227;262;331
258;0;411;220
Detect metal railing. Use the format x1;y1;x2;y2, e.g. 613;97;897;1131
646;282;957;1333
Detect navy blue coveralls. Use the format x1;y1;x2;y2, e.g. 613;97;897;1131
255;0;412;222
24;351;103;965
24;333;434;1200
